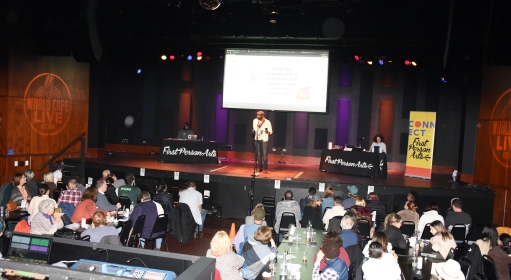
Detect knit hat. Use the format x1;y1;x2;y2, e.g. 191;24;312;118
435;259;465;280
347;185;358;195
253;208;266;221
311;194;322;201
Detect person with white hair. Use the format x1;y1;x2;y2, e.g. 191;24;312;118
43;172;57;199
30;199;64;235
339;215;358;248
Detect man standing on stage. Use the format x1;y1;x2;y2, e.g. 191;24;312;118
253;111;273;173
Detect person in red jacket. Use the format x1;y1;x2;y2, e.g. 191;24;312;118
71;187;107;223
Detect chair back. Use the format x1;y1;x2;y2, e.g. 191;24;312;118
150;214;169;237
265;211;274;228
420;223;433;239
347;262;355;280
119;196;131;210
482;255;499;280
400;221;415;237
323;207;332;216
327;216;343;233
99;235;122;245
446;247;455;260
459;256;472;278
452;243;469;261
278;212;296;234
128;215;145;247
468;225;486;242
474;272;488;280
262;196;275;207
450;224;468;243
119;220;133;245
169;186;180;201
13;219;31;233
358;219;370;238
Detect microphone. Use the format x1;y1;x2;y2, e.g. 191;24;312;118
126;258;148;267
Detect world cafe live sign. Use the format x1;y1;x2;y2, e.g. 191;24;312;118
490;88;511;168
23;73;72;136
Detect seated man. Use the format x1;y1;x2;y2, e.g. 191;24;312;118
118;174;141;206
179;181;206;238
275;190;301;233
244;208;265;238
130;192;165;250
299;187;317;213
57;178;82;207
323;196;347;230
96;179;121;212
445;198;472;230
177;122;194;139
339;215;359;248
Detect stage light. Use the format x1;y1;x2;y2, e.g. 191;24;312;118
197;56;203;61
411;61;417;66
197;52;202;57
367;60;373;65
404;60;411;66
441;76;447;83
219;55;223;59
169;55;175;60
136;68;142;74
199;0;221;11
354;55;360;61
187;55;192;61
161;55;167;61
379;59;384;65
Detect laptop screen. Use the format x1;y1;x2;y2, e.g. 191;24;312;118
8;234;52;265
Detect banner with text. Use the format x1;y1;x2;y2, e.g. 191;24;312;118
405;111;436;179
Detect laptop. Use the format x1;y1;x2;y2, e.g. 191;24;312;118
187;135;198;140
8;234;52;265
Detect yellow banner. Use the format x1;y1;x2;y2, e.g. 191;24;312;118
405;111;436;179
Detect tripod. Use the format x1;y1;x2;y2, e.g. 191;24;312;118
277;148;288;164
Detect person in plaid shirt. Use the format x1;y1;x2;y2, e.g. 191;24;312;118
58;179;82;206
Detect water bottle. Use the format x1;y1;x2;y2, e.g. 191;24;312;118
130;202;134;212
280;253;287;276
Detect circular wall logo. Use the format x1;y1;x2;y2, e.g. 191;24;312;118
490;88;511;168
23;73;72;136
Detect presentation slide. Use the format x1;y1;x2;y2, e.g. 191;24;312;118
222;49;329;113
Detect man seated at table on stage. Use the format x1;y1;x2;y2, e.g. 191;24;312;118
313;232;349;280
275;190;301;234
118;173;141;206
444;198;472;231
96;179;121;212
323;196;347;230
177;122;194;139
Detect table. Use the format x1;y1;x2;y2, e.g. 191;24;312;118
270;228;325;279
395;241;445;280
158;139;218;164
319;150;388;178
5;210;29;222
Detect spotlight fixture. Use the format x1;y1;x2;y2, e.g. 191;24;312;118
197;56;202;61
199;0;221;11
411;61;417;66
187;55;192;61
441;76;447;83
169;55;175;60
136;68;142;74
197;52;202;57
354;55;360;61
404;60;411;66
378;59;384;65
161;55;167;61
367;60;373;65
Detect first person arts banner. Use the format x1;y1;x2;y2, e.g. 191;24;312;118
405;111;436;179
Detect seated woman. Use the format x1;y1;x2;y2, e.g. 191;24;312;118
28;184;55;224
361;232;401;279
362;242;398;280
9;173;31;207
30;199;64;235
313;232;348;280
351;197;373;227
314;231;351;270
245;203;267;226
301;194;323;229
72;187;107;223
240;226;277;280
321;187;335;215
429;220;456;259
81;211;119;242
43;172;57;199
206;230;245;280
153;182;175;215
382;213;407;249
476;226;511;280
499;233;511;254
397;201;420;230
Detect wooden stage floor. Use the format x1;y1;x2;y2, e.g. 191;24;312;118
79;153;456;189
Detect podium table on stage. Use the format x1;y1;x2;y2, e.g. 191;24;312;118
158;139;218;164
319;149;388;178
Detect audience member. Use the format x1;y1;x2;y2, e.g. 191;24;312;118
52;161;63;184
153;182;174;215
323;196;347;230
57;178;82;207
275;190;301;233
71;187;107;223
101;169;110;180
245;203;267;226
9;173;31;207
207;231;244;280
339;215;358;248
179;181;206;238
244;208;265;238
302;194;323;229
429;220;456;259
350;197;373;227
104;177;119;204
434;259;465;280
397;201;420;230
321;187;335;215
131;191;165;250
75;175;86;193
362;231;393;257
499;233;511;254
476;225;496;255
444;198;471;230
28;184;54;224
112;173;126;189
80;210;119;242
313;232;348;280
363;232;401;279
96;179;121;211
382;213;407;249
43;172;57;199
418;202;444;239
343;185;358;209
481;226;511;280
117;174;141;206
300;187;317;212
30;199;64;235
397;191;420;214
314;231;351;270
444;197;459;217
365;192;387;226
362;242;398;280
240;226;276;280
24;169;38;198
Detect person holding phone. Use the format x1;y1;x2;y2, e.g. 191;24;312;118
252;111;273;173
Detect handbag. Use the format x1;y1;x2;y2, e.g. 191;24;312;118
6;201;18;212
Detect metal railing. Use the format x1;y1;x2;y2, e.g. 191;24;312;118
37;132;86;176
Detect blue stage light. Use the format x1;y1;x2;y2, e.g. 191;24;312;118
187;55;192;61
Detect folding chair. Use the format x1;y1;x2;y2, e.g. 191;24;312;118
459;256;471;278
467;224;485;243
450;224;468;244
128;215;145;248
118;196;131;210
358;219;370;238
452;243;469;261
203;193;222;232
482;255;499;280
400;221;415;237
420;223;433;240
146;214;170;251
119;220;133;246
278;212;296;235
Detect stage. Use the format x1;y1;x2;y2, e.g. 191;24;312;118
66;152;494;223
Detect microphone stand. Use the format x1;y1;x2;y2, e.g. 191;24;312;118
249;125;258;215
